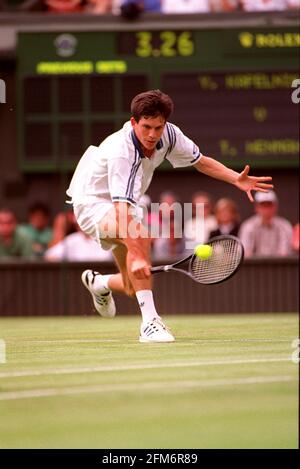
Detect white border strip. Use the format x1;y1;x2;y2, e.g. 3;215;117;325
0;357;291;379
0;375;296;401
0;339;6;364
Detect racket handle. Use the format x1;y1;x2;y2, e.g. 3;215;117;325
150;265;170;274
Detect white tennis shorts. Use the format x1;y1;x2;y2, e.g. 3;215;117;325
73;202;143;251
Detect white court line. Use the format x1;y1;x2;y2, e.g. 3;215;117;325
0;357;292;379
0;375;296;401
22;339;119;344
14;338;293;344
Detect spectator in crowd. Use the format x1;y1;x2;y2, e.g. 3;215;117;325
19;202;53;257
239;190;293;257
161;0;212;13
158;190;182;235
291;223;299;254
0;208;34;259
240;0;287;11
210;0;239;11
45;0;84;12
152;191;187;260
286;0;300;8
184;191;217;245
119;0;143;17
209;197;240;238
152;211;187;260
48;209;78;247
119;0;161;18
143;0;161;11
44;226;113;261
85;0;112;13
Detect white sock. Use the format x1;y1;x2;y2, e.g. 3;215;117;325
92;273;112;293
101;275;113;290
136;290;160;324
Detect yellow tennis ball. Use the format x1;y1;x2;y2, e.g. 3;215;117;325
194;244;213;260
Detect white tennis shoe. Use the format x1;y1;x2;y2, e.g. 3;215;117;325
81;270;116;318
139;317;175;343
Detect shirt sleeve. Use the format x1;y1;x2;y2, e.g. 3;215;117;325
277;220;293;256
238;220;255;258
165;123;202;169
108;156;141;206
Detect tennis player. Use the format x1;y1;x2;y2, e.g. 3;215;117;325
67;90;273;343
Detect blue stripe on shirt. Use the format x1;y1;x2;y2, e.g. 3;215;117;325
125;148;139;198
112;196;137;205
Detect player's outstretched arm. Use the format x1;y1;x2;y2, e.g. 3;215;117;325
194;156;273;202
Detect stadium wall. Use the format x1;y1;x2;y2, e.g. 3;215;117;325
0;258;298;316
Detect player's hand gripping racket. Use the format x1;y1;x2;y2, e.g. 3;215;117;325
151;235;244;285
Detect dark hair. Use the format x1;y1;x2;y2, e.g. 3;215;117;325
120;1;143;20
28;202;50;217
131;90;174;122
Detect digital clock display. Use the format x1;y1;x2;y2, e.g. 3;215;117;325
117;31;195;58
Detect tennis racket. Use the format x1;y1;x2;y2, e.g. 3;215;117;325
151;235;244;285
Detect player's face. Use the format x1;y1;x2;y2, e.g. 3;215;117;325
131;115;166;153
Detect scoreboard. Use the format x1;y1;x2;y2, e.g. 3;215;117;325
17;23;300;171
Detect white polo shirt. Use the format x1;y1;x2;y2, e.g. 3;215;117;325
67;121;202;239
67;121;201;206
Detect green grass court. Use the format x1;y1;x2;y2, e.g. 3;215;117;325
0;314;298;449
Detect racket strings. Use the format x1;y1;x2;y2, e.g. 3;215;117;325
190;238;243;284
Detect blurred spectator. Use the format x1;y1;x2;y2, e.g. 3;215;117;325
44;229;113;261
0;208;34;259
142;0;161;11
210;0;239;11
184;191;217;245
158;190;182;237
85;0;112;12
240;0;287;11
49;209;78;247
161;0;212;13
239;191;293;257
120;0;161;14
119;0;142;18
152;215;186;260
209;197;240;238
286;0;300;8
45;0;84;12
19;202;53;257
291;223;299;254
152;191;186;260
